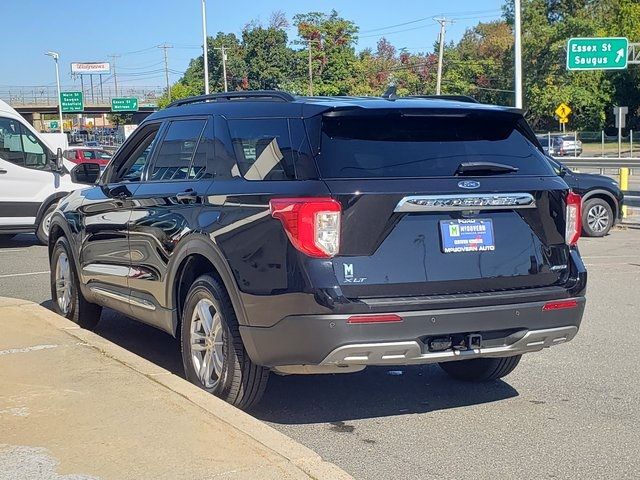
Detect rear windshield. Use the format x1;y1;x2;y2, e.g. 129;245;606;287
318;112;555;178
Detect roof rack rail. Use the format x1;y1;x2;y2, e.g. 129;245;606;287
167;90;295;108
407;95;480;104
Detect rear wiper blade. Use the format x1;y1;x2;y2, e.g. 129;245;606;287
455;161;519;176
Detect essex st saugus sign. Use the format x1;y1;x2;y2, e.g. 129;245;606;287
567;37;629;71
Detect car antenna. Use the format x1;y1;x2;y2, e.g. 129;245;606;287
381;84;397;100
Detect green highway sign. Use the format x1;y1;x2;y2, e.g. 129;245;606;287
49;121;59;129
111;97;139;112
60;91;84;113
567;37;629;70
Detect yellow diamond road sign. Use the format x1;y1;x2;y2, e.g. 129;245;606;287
555;103;572;119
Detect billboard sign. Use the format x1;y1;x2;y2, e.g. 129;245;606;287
71;62;111;74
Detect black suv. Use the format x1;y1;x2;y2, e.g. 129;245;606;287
49;91;587;408
546;156;623;237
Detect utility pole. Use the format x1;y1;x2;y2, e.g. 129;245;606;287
108;54;120;97
214;46;228;92
158;43;173;101
308;39;313;96
434;17;453;95
514;0;523;108
201;0;210;94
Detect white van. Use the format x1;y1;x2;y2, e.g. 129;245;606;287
0;99;99;244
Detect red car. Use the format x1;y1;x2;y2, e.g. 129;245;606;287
63;147;112;166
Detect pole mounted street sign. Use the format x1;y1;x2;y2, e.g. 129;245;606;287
60;91;84;113
111;97;139;112
567;37;629;70
555;102;572;120
614;106;628;129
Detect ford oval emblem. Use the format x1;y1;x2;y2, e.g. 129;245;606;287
458;180;481;189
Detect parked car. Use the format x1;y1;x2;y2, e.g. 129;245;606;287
49;91;587;408
557;135;583;156
0;100;101;244
536;135;563;156
64;147;112;166
546;156;623;237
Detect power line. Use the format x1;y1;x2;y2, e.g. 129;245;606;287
358;9;501;35
358;23;438;39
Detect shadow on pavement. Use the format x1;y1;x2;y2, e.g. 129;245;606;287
253;365;519;424
0;234;40;248
39;300;518;423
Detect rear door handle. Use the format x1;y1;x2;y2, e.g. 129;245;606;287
0;169;7;174
176;189;198;203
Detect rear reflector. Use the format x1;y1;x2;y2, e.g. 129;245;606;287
542;299;578;311
347;314;403;324
565;191;582;247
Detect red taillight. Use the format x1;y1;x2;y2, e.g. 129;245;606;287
542;299;578;311
565;191;581;247
347;314;403;324
269;197;341;258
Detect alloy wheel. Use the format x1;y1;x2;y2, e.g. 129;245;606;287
55;252;72;315
190;298;225;389
587;204;610;233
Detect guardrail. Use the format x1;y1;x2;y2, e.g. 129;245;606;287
558;157;640;168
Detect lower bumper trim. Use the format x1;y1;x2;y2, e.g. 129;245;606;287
320;326;578;366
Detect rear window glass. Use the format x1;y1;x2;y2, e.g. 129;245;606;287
318;112;555;178
227;119;296;181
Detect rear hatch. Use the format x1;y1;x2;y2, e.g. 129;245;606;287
310;107;572;299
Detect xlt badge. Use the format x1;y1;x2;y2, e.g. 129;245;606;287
342;263;367;283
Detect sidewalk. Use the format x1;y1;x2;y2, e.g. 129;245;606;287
0;298;352;480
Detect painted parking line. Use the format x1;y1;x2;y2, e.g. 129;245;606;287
0;271;49;279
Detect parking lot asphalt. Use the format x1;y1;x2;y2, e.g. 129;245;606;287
1;228;639;480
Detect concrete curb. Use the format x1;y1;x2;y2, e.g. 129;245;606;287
1;298;353;480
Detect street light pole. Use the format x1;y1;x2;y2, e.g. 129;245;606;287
201;0;210;94
45;51;64;133
514;0;523;108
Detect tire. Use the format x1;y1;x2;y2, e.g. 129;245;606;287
180;274;269;409
36;202;58;245
438;355;522;382
582;198;613;237
50;236;102;329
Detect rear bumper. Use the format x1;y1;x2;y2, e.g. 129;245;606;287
240;296;586;368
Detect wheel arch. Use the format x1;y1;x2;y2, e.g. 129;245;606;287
582;189;619;219
35;192;69;227
166;234;248;337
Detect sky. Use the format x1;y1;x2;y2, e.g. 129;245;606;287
0;0;504;91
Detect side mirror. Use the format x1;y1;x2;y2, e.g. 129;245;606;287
70;162;101;185
56;148;64;171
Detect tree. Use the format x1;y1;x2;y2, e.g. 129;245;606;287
293;10;359;95
243;24;292;89
107;113;134;126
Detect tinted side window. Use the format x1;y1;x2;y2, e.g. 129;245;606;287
151;119;206;181
114;125;160;182
0;117;49;170
227;119;295;181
